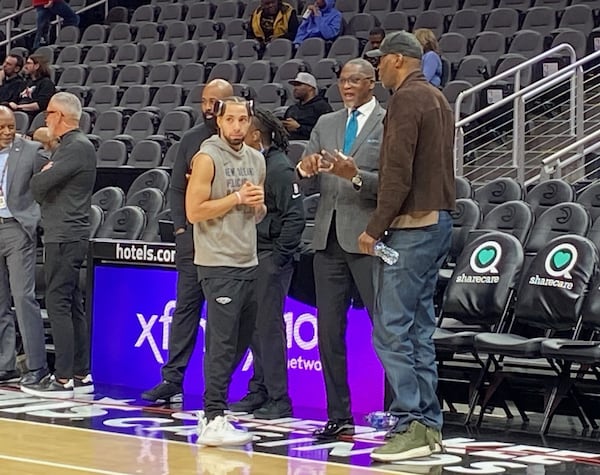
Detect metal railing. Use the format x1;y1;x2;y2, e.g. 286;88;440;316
453;44;600;186
0;0;109;55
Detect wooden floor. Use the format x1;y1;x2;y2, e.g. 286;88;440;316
0;418;395;475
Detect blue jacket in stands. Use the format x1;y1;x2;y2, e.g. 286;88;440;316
294;0;342;45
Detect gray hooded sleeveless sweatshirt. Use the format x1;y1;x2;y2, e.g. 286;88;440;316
192;135;266;269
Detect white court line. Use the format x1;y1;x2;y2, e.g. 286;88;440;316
0;454;129;475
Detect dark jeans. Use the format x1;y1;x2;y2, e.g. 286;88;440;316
44;239;89;380
201;274;257;420
314;224;375;421
246;250;294;402
0;220;46;373
34;1;80;49
161;229;205;385
372;212;452;432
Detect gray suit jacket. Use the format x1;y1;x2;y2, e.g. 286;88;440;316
6;137;44;240
303;101;385;254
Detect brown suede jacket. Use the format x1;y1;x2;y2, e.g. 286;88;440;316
366;71;456;239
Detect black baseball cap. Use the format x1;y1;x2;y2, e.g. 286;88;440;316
365;31;423;60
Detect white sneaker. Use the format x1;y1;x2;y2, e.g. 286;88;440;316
197;415;254;446
74;374;95;395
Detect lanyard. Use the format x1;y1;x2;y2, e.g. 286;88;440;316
0;145;13;194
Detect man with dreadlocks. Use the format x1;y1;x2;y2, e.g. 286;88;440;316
230;108;305;419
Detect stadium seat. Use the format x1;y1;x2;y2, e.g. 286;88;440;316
96;206;147;240
92;186;126;216
96;140;129;168
525;179;576;218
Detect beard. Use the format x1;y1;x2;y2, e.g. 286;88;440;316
202;112;218;132
223;135;244;149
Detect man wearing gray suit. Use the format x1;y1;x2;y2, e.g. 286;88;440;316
0;106;48;386
296;58;384;438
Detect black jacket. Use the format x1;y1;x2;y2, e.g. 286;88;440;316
170;123;216;231
30;129;96;242
256;146;305;266
284;95;333;140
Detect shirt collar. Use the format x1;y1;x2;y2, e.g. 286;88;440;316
347;96;377;119
0;142;13;154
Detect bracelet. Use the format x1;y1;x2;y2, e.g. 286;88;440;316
234;191;242;204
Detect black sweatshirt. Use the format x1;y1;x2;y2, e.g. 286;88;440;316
0;75;25;105
170;123;215;231
18;76;55;116
30;129;97;242
284;95;333;141
256;146;305;266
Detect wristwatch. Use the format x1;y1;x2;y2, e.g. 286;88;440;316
351;174;363;191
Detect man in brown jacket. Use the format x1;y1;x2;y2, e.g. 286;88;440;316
359;31;455;462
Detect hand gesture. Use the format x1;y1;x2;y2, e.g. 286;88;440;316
319;149;359;180
298;153;323;177
237;181;264;207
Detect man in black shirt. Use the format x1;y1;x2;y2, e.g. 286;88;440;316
10;54;55;121
0;55;25;106
283;72;332;141
141;79;234;403
24;92;96;398
230;108;305;419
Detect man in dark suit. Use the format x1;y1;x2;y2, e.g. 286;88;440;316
296;58;385;438
0;106;48;386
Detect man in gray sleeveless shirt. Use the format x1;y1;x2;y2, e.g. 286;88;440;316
186;97;266;447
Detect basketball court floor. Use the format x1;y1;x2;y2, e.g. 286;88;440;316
0;384;600;474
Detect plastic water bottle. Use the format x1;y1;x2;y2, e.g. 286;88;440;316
365;411;399;430
374;241;399;265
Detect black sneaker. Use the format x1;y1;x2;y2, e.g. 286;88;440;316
229;392;267;413
313;418;355;439
19;367;49;386
0;369;20;383
21;374;74;399
141;381;183;403
253;399;293;420
74;374;95;395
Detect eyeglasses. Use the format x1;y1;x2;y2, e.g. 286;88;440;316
44;109;60;117
337;76;375;86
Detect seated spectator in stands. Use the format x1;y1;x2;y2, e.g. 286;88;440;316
363;27;385;70
249;0;299;44
283;72;332;141
0;55;25;106
33;126;58;153
9;55;56;120
294;0;341;46
414;28;442;88
33;0;80;50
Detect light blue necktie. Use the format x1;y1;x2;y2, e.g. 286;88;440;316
343;109;360;155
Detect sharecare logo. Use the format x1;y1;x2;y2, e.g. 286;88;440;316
115;243;176;264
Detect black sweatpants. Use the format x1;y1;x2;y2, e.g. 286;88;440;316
162;229;205;385
247;250;294;402
200;270;257;420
